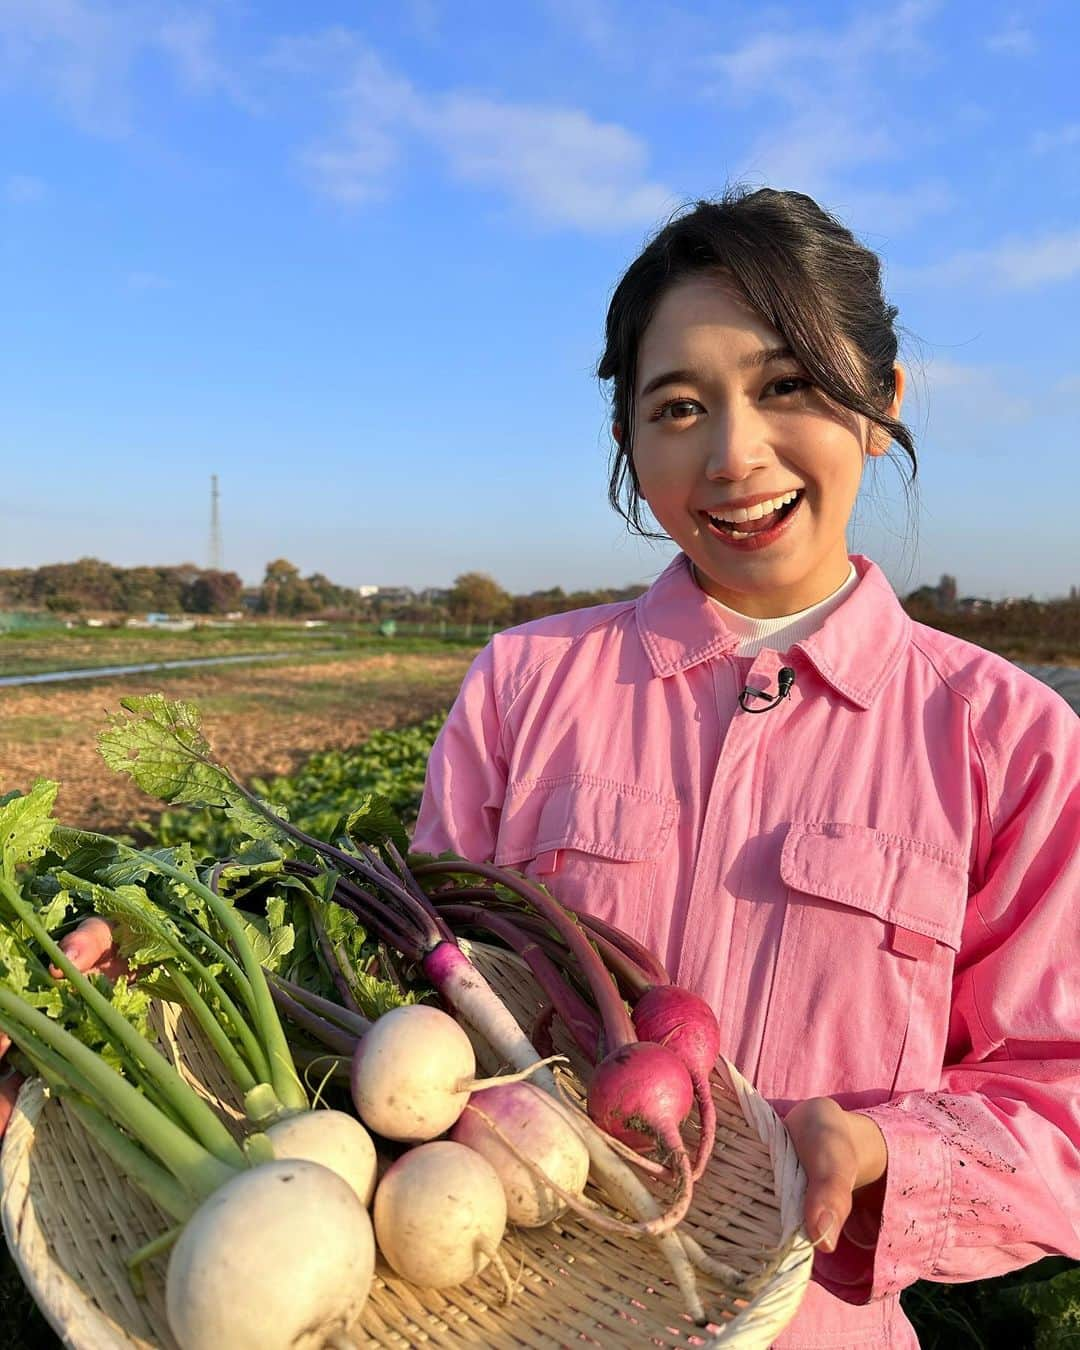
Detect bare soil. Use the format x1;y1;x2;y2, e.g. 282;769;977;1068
0;651;475;831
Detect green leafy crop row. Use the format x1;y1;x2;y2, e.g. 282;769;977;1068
150;713;445;857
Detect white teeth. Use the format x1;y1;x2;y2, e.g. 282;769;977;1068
709;490;798;524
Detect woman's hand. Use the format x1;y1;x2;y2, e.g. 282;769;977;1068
0;917;123;1136
783;1096;888;1253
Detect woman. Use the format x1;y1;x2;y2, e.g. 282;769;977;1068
410;188;1080;1346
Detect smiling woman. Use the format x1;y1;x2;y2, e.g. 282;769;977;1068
412;187;1080;1350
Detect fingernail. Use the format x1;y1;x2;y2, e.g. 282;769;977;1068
814;1210;838;1252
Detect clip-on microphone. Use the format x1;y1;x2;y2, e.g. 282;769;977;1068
738;666;796;714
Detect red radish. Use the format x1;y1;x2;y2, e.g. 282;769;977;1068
450;1082;589;1227
632;986;722;1179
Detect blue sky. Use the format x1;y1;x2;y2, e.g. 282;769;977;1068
2;1;1078;600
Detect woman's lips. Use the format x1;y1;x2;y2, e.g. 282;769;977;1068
700;491;804;551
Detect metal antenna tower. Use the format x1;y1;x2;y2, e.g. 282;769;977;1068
208;474;223;571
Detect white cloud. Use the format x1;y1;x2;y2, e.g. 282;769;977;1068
710;0;939;105
896;230;1080;290
704;1;946;233
0;1;241;133
5;173;46;203
1032;123;1080;154
283;33;672;231
421;97;673;230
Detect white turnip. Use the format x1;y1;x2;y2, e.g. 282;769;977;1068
264;1108;378;1206
351;1004;476;1141
165;1159;375;1350
373;1140;507;1289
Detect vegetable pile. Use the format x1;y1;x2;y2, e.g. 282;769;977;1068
0;693;735;1347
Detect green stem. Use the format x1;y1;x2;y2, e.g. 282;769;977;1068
79;879;271;1085
171;911;260;1024
164;963;260;1098
125;850;307;1113
0;879;246;1169
64;1098;196;1224
126;1225;184;1297
0;994;237;1202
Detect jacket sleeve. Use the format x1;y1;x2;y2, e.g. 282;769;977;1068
816;681;1080;1301
411;642;507;862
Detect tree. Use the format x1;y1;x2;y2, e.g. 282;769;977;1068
447;572;511;626
183;570;244;615
258;559;301;616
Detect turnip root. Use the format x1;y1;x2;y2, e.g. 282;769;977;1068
373;1140;507;1289
264;1109;378;1206
351;1004;476;1141
450;1082;589;1227
165;1159;375;1350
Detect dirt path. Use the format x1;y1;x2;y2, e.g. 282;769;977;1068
0;651;475;831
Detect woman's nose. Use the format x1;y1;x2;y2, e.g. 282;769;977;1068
704;408;772;481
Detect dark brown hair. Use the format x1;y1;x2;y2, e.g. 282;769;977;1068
597;187;916;536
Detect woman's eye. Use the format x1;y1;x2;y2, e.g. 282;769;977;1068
765;375;810;398
654;398;703;421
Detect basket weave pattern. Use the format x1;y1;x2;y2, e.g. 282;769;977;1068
2;943;813;1348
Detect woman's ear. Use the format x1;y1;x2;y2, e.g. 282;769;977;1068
867;364;905;457
612;421;623;447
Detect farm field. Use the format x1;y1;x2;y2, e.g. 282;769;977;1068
0;624;483;680
0;640;479;832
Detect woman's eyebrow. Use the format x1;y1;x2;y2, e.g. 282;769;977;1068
638;347;795;399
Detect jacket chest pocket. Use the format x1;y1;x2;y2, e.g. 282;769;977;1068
756;821;967;1108
494;774;677;938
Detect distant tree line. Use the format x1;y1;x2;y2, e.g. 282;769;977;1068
903;574;1080;659
0;559;245;615
0;559;646;623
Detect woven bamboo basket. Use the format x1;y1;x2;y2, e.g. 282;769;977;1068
1;942;813;1348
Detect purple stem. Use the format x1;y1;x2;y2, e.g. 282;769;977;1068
303;894;363;1015
282;861;424;958
266;979;358;1057
412;860;636;1055
230;779;447;947
571;911;670;989
531;1002;556;1058
430;884;654;1001
436;903;600;1060
265;970;371;1038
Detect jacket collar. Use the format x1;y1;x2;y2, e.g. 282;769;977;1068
635;553;911;708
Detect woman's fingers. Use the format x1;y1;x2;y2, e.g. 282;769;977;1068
784;1097;886;1253
0;1071;25;1137
50;916;122;980
784;1097;859;1250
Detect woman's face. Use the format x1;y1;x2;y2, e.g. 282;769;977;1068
628;274;903;618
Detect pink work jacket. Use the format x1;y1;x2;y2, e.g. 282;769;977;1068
413;553;1080;1348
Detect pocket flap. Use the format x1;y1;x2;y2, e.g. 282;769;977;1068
495;774;677;866
780;821;968;950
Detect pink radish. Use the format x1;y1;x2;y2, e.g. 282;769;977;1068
450;1081;589;1227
